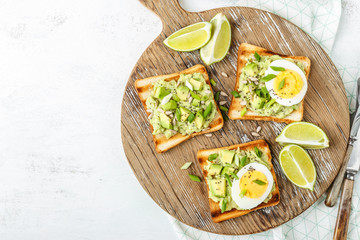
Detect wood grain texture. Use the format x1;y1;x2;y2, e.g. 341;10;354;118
325;144;353;207
333;178;354;240
121;0;350;235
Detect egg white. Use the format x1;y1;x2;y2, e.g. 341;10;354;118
231;162;274;210
264;60;307;106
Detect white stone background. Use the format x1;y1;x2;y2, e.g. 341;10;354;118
0;0;359;239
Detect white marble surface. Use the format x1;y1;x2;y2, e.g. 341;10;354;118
0;0;359;239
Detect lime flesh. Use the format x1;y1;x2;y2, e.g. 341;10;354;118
200;13;231;65
279;144;316;191
163;22;212;52
276;122;329;149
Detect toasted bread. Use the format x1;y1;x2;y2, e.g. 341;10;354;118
228;43;311;124
135;64;224;153
197;140;280;223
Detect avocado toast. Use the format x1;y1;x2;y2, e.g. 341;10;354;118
228;43;311;123
198;140;280;223
135;64;224;153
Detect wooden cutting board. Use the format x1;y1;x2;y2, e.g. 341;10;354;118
121;0;349;235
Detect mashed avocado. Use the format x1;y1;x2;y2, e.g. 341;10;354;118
236;54;305;118
205;147;275;212
146;73;217;139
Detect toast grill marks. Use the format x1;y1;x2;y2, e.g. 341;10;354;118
197;140;280;223
135;64;224;153
228;43;311;124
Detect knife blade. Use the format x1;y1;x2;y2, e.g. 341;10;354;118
333;79;360;240
325;77;360;207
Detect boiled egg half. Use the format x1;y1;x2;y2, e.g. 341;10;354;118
264;60;307;106
231;162;274;210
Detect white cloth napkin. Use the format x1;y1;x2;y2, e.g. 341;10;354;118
169;0;360;239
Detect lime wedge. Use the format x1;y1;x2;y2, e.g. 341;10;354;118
279;144;316;191
163;22;212;52
276;122;329;149
200;13;231;65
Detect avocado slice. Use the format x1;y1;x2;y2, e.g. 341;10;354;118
221;166;235;176
243;62;258;76
208;164;223;176
154;87;170;99
209;179;226;198
220;150;235;165
194;111;205;129
176;85;190;101
159;112;173;129
161;100;177;111
189;78;203;91
180;107;191;122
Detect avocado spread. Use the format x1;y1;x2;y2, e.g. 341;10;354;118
146;73;217;139
204;147;275;212
235;54;306;118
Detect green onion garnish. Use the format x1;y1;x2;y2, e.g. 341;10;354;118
239;189;247;198
254;51;261;62
210;79;216;86
187;112;195;123
231;172;239;180
208;153;218;161
188;174;201;182
231;91;240;98
215;91;220;102
260;74;276;82
180;162;192;170
240;108;247;117
270;66;285;71
175;108;181;121
203;102;212;118
220;106;228;112
240;156;247;167
253;179;266;185
225;173;232;187
278;77;286;90
254;147;262;158
221;198;227;213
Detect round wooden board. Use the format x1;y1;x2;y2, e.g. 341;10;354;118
121;0;350;235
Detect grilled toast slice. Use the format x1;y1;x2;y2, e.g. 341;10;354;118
197;140;280;223
135;64;224;153
228;43;311;124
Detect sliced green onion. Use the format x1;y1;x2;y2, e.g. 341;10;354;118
231;172;239;180
231;91;240;98
254;147;262;158
215;91;220;102
240;108;247;117
253;179;266;185
260;74;276;82
187;112;195;123
208;153;218;161
278;77;286;90
221;111;229;121
221;198;227;213
240;156;247;167
175;108;181;121
203;102;213;118
188;174;201;182
220;106;228;112
270;66;285;71
239;189;247;198
190;91;201;100
180;162;192;170
210;79;216;86
264;99;276;108
259;100;265;109
254;51;261;62
225;173;232;187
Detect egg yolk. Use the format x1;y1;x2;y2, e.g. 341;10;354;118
273;69;303;99
240;170;268;199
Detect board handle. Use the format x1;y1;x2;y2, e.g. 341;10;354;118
138;0;187;21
